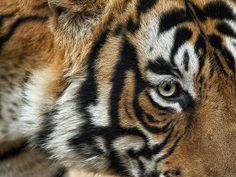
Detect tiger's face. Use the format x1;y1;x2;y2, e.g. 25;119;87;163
34;0;236;176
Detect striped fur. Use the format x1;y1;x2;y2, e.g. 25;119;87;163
0;0;236;177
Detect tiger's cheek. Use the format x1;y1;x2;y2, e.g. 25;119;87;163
157;136;206;177
156;81;236;177
154;108;209;176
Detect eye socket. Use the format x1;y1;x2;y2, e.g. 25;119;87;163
157;82;178;98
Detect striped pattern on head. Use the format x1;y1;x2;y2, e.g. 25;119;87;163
12;0;236;177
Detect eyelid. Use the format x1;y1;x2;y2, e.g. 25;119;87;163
146;71;179;86
159;80;175;86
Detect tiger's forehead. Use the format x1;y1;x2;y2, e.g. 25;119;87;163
130;1;200;80
126;0;236;79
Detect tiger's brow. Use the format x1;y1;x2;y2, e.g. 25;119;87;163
147;58;182;78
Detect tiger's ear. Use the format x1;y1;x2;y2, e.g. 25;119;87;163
48;0;109;38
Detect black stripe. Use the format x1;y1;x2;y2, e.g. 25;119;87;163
119;39;176;134
183;51;189;71
0;141;28;160
187;1;207;22
74;30;110;146
0;13;15;27
151;128;174;154
220;48;236;74
164;170;181;177
214;52;228;76
170;27;193;66
216;22;236;39
133;92;171;134
147;59;179;78
112;24;123;36
145;114;161;123
171;90;195;111
52;167;67;177
145;91;174;114
22;71;32;86
127;17;140;33
109;38;137;126
195;34;207;78
137;0;159;15
209;61;215;79
21;71;32;106
70;31;110;156
77;30;109;111
131;128;174;159
142;112;171;134
69;36;149;176
159;9;192;33
0;16;48;52
209;34;235;74
34;109;58;150
127;0;159;33
109;129;148;176
204;1;235;20
108;39;148;174
135;90;174;134
156;135;182;163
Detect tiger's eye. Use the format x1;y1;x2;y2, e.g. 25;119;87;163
158;82;177;97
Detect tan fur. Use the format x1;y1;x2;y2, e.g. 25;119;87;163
0;0;235;177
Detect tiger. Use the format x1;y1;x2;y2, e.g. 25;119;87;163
0;0;235;177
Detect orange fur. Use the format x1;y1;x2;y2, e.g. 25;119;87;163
0;0;235;177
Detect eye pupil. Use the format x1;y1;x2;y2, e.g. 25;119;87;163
157;82;177;97
164;84;171;91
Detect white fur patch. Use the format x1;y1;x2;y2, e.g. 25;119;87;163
112;135;145;177
174;43;199;98
221;1;236;61
224;20;236;61
150;89;182;113
136;17;176;63
94;136;107;154
45;78;87;160
11;67;57;137
88;85;111;127
226;36;236;60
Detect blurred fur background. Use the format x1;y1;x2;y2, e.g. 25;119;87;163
69;170;116;177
